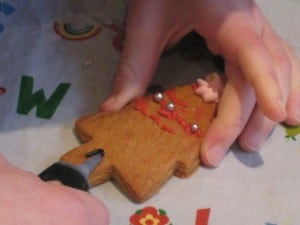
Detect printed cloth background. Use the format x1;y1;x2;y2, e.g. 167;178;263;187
1;0;300;224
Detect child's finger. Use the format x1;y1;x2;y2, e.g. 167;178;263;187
235;31;287;121
282;42;300;125
261;25;291;104
258;25;300;126
238;107;276;152
100;2;166;111
231;26;298;152
201;62;256;167
215;15;287;122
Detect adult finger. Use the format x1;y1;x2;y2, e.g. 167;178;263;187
100;1;168;112
200;62;256;167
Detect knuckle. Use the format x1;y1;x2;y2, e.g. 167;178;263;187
215;117;243;139
276;53;292;78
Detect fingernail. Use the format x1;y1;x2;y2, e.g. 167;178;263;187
245;132;263;151
107;96;118;104
277;100;287;120
204;145;225;167
290;110;300;124
99;96;118;112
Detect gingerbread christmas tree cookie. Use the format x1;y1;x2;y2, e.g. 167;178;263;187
61;74;221;202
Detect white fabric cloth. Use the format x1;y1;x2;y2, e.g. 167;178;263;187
1;0;300;224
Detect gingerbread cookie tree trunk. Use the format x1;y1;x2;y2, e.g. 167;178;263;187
61;76;219;202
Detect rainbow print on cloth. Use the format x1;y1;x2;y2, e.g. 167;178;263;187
54;21;101;41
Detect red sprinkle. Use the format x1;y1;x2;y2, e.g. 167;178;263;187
0;87;6;95
135;97;148;116
176;115;190;134
193;128;202;137
192;82;199;92
149;114;162;126
161;124;175;134
165;90;188;107
134;85;203;136
158;109;175;120
159;99;167;108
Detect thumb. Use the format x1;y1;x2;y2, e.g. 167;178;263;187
99;62;150;112
100;2;166;112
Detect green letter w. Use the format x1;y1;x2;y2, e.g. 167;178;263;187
17;75;71;119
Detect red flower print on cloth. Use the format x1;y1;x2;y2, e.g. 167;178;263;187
130;206;172;225
0;87;6;95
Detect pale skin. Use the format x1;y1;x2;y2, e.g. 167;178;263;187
0;154;109;225
1;0;300;224
101;0;300;167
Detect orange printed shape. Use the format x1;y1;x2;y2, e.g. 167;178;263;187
195;208;210;225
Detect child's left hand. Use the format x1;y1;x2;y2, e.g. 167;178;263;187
100;0;300;167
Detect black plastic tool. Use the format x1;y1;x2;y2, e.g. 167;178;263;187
39;149;104;191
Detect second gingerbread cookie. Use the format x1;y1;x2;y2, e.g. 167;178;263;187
61;79;218;202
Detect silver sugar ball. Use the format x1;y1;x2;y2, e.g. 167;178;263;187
153;92;164;102
191;123;199;132
166;102;175;111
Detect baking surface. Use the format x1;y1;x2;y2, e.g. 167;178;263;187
1;0;300;224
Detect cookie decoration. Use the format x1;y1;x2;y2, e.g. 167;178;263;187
60;74;220;202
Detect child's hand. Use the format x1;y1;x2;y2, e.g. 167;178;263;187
0;154;109;225
100;0;300;167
